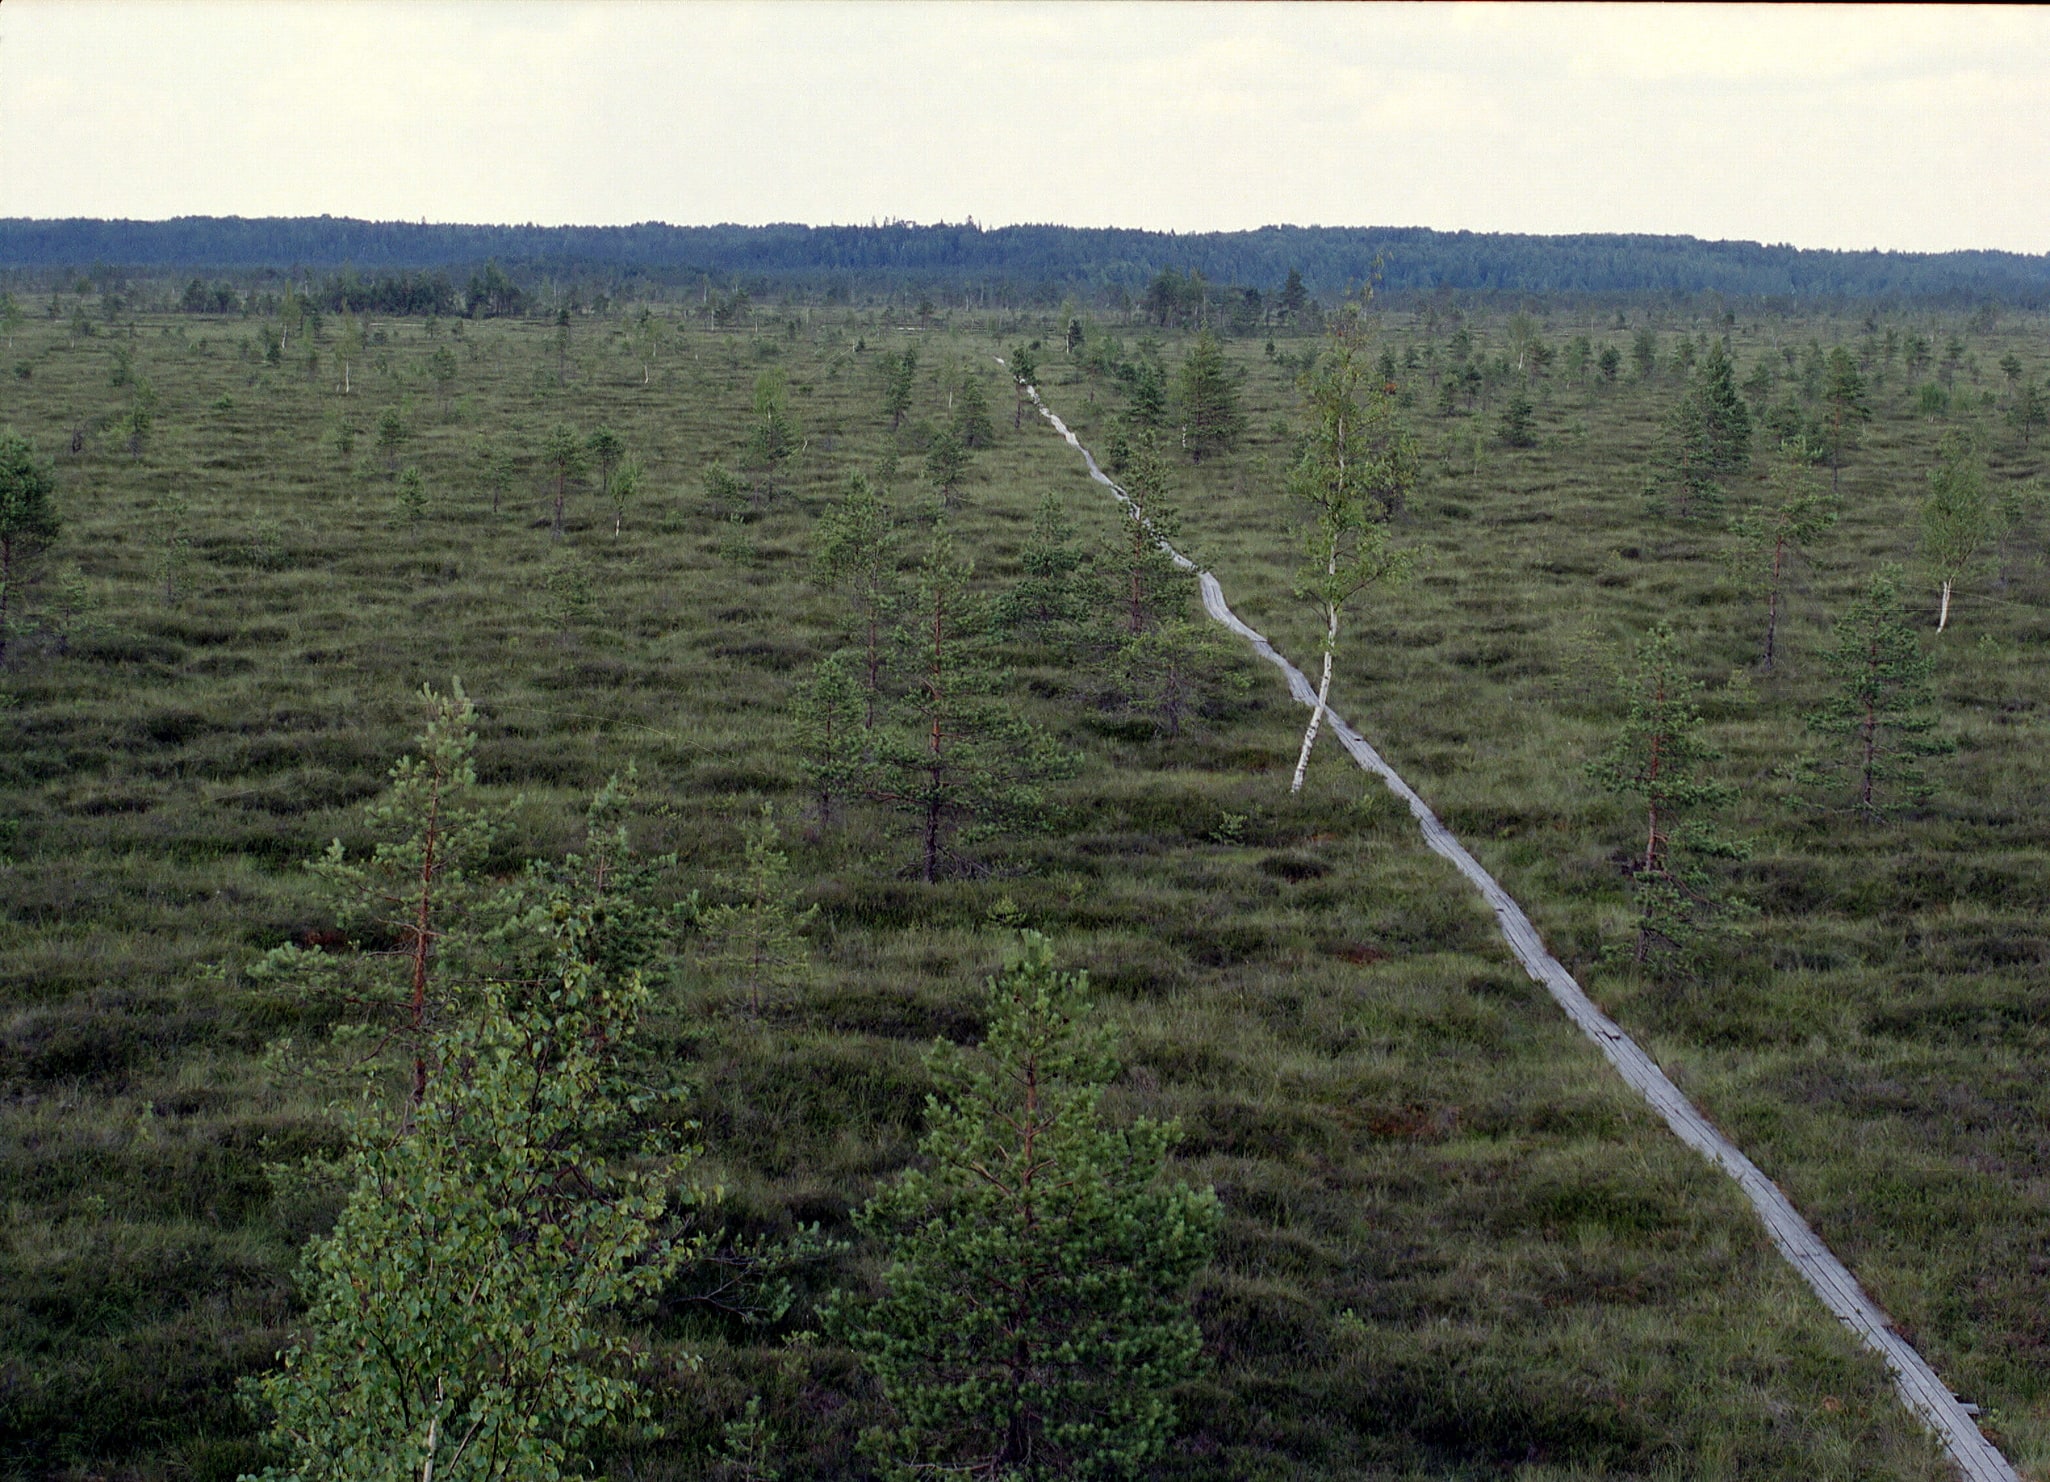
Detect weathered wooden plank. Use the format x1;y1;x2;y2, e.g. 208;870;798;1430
1019;378;2018;1482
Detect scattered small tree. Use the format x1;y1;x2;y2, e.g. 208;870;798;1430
608;457;642;537
1586;625;1747;973
793;649;868;824
427;342;458;416
742;370;799;491
882;346;918;433
253;682;501;1110
869;528;1073;881
810;472;900;724
1173;330;1244;462
1819;346;1871;493
393;466;427;528
998;492;1098;654
586;425;626;499
1112;434;1186;638
954;366;995;449
542;423;585;538
375;406;409;476
543;554;595;641
0;431;60;665
2008;378;2048;449
1499;391;1537;448
1009;345;1038;431
1798;570;1950;819
831;933;1218;1481
925;424;972;507
243;916;702;1482
698;804;817;1017
1728;440;1838;671
1920;432;1999;633
1286;346;1416;794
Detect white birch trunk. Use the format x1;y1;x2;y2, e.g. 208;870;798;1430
1937;579;1953;632
1290;603;1340;794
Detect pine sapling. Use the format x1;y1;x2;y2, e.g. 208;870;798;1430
829;933;1218;1481
1798;570;1952;819
1728;439;1838;671
1586;625;1748;973
698;804;817;1017
793;650;867;825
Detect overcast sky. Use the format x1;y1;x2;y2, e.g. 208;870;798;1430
3;2;2044;254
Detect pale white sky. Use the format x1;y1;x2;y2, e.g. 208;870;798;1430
2;1;2045;254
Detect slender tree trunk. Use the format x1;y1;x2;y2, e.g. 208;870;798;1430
1936;579;1953;633
1764;533;1786;671
1290;604;1340;795
0;534;14;666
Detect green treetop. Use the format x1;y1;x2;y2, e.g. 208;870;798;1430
832;933;1218;1481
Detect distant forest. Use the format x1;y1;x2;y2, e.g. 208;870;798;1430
7;216;2050;309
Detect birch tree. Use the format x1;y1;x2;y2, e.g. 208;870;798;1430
1920;432;1999;633
1286;346;1415;794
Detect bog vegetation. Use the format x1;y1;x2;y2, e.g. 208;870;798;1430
3;267;2050;1482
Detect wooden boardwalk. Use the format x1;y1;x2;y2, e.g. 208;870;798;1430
1020;377;2018;1482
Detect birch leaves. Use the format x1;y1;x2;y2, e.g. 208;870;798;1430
1286;345;1417;794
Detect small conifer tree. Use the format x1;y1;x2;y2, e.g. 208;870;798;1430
542;423;585;538
743;370;799;491
375;406;408;476
1499;390;1537;448
1728;440;1838;671
1798;570;1951;819
1819;346;1872;493
393;466;427;527
998;492;1099;655
1587;625;1748;972
831;933;1218;1481
793;650;867;824
810;472;900;725
698;804;817;1017
1113;433;1187;637
953;365;995;449
1173;330;1244;461
924;423;971;507
882;346;918;433
0;430;60;665
253;682;502;1109
869;528;1074;881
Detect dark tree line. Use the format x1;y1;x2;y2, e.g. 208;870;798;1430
15;216;2050;305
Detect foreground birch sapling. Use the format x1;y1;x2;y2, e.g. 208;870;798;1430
830;933;1218;1481
1286;344;1416;794
243;905;706;1482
